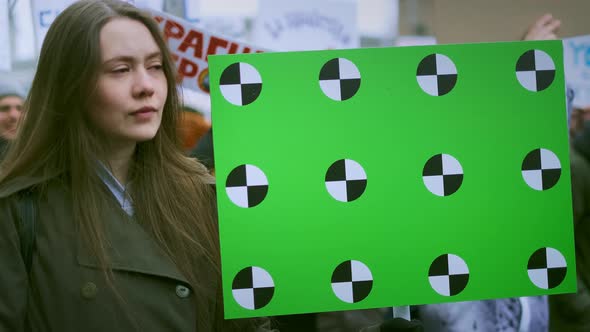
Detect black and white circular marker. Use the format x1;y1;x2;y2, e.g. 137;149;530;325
325;159;367;202
521;148;561;191
422;154;464;197
219;62;262;106
527;247;567;290
319;58;361;101
516;50;555;92
428;254;469;297
226;164;269;208
416;54;458;96
232;266;275;310
331;260;373;303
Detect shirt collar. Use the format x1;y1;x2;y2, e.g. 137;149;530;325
96;161;134;216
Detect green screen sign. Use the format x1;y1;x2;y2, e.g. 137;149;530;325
209;40;575;319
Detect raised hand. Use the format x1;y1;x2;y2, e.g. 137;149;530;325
523;13;561;40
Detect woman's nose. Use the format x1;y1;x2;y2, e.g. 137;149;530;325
133;69;155;98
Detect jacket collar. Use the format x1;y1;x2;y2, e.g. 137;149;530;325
2;174;192;286
76;189;190;285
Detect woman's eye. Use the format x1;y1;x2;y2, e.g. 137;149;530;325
150;64;163;71
112;67;129;74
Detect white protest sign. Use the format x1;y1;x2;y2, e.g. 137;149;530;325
183;0;200;23
192;17;249;40
359;0;398;39
151;10;265;93
395;36;436;47
133;0;164;11
0;0;11;71
31;0;163;53
192;0;257;18
564;35;590;108
252;0;359;51
31;0;76;52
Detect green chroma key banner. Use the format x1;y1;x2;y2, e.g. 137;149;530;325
208;40;576;319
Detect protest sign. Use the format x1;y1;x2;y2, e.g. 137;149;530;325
358;0;398;40
31;0;76;52
129;0;164;10
564;35;590;108
183;0;199;23
252;0;358;51
209;40;575;318
187;0;258;18
0;0;11;71
152;11;264;93
395;35;437;47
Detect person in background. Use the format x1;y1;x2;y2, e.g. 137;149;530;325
569;106;590;139
0;80;25;158
190;126;215;174
178;105;210;152
549;104;590;331
522;11;590;332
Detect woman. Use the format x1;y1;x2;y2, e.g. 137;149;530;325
0;1;271;331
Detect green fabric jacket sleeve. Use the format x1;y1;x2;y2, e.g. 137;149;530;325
0;196;28;331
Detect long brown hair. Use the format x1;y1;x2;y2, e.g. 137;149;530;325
0;1;252;330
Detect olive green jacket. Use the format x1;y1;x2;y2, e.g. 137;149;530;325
0;176;275;332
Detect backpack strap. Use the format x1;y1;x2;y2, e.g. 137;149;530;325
16;189;37;273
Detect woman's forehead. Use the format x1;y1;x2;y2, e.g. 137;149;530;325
100;17;160;61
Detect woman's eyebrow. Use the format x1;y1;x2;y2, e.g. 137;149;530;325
103;51;162;65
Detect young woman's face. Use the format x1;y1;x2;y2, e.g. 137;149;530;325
0;95;24;140
89;17;167;147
